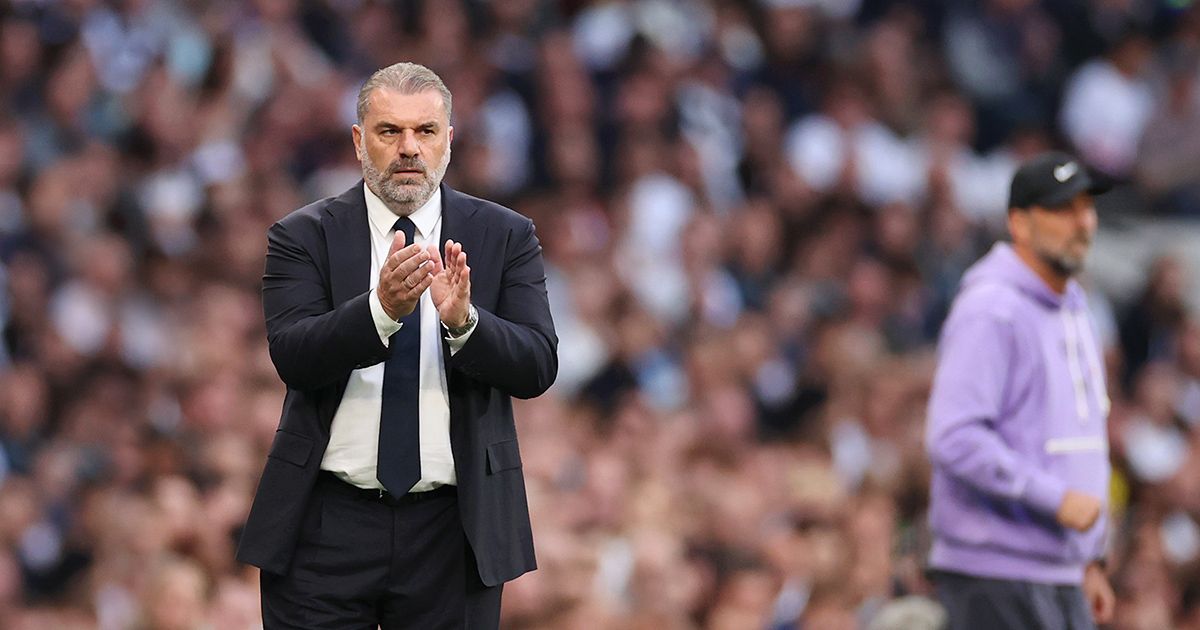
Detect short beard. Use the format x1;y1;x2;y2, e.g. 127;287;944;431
1037;249;1085;278
361;143;450;216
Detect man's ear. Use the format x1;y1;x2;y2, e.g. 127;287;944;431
448;125;454;146
1008;209;1029;244
352;125;363;161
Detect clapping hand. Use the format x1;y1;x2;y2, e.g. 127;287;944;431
377;231;433;320
428;240;471;328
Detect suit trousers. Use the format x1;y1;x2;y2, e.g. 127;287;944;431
260;473;502;629
932;570;1096;630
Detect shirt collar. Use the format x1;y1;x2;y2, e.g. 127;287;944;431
363;182;442;240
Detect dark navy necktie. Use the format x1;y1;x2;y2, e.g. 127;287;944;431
377;217;421;496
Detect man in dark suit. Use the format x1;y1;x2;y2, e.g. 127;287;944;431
236;62;557;629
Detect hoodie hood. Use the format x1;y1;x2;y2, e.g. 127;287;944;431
961;242;1088;310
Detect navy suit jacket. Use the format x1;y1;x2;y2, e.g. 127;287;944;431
236;183;557;586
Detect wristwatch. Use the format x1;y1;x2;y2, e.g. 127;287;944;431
445;304;478;338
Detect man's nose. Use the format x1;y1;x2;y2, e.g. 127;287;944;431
1068;197;1096;227
398;130;420;158
1074;208;1097;236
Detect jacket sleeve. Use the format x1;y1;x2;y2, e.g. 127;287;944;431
447;218;558;399
924;308;1067;517
262;221;390;391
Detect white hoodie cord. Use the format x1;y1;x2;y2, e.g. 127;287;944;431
1061;308;1091;423
1074;309;1111;418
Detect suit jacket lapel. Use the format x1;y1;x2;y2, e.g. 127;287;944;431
323;182;372;307
439;184;484;272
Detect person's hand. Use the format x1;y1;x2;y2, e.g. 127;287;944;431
378;231;433;320
428;239;471;328
1083;562;1115;624
1056;490;1102;532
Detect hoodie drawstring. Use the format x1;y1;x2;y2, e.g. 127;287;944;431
1061;306;1111;424
1061;308;1091;423
1074;309;1111;418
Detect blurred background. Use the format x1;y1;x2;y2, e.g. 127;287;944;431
1;0;1200;628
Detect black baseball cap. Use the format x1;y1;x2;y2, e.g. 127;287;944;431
1008;151;1111;210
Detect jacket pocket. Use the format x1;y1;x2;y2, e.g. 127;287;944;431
268;430;313;467
486;438;522;474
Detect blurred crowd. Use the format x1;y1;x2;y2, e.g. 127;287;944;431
2;0;1200;628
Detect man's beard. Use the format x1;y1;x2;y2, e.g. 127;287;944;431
1041;253;1081;277
361;145;450;215
1036;239;1089;277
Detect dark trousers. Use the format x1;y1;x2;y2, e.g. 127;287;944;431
260;474;502;629
932;571;1096;630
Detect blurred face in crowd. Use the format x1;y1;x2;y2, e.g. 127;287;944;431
1009;192;1097;278
352;87;453;215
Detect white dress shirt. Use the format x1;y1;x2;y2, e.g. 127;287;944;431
321;183;474;492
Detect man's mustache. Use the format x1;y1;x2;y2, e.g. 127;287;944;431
390;159;426;174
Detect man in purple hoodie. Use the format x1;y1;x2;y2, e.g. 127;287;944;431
925;151;1117;629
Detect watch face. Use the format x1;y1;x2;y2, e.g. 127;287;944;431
451;306;476;335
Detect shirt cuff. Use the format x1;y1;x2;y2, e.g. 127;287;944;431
369;288;403;346
444;313;477;355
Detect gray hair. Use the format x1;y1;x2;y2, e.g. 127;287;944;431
356;62;453;125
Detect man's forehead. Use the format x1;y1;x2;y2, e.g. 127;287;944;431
365;88;448;123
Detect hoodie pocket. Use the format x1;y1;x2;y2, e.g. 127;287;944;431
931;477;1074;562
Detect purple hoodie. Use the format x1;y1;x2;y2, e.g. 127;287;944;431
925;243;1110;585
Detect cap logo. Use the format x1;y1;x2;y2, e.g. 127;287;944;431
1053;161;1078;183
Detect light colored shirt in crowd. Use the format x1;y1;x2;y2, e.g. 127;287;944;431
321;183;474;492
